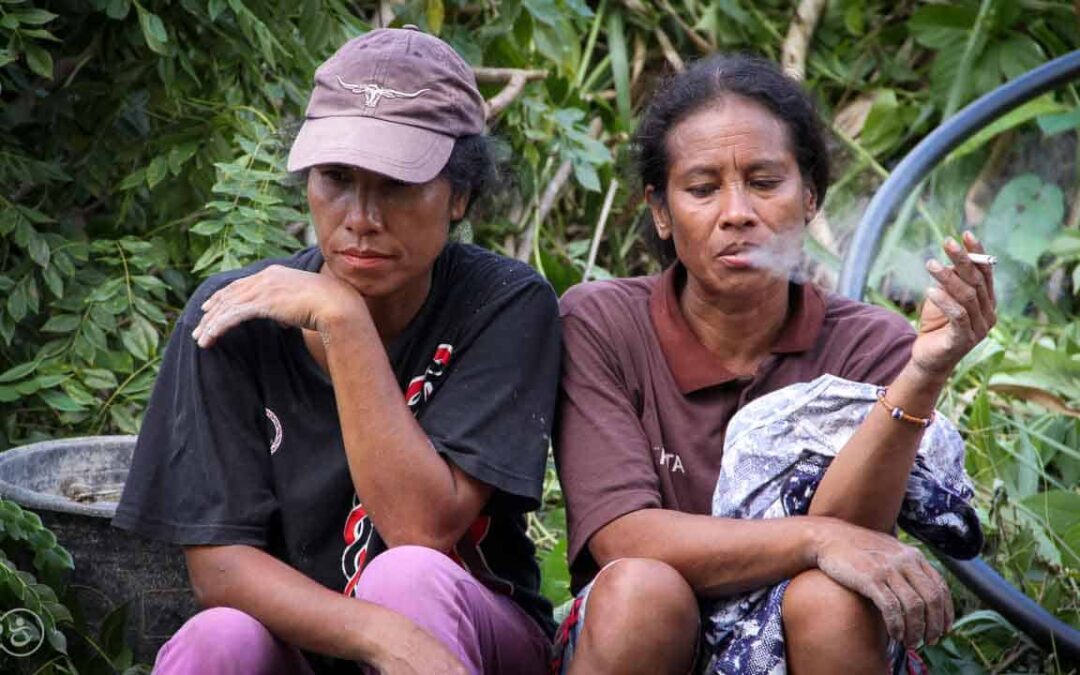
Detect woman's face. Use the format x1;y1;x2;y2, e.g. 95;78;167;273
648;94;816;298
307;165;466;299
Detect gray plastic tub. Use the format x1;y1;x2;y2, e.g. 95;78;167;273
0;436;197;661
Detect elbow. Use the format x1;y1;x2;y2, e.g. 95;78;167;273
184;546;237;609
588;520;639;567
379;516;467;554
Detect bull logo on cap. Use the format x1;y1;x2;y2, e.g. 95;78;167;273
336;75;431;108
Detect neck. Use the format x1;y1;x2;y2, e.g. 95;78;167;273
679;272;791;369
364;274;432;344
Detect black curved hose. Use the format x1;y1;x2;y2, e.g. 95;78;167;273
838;50;1080;663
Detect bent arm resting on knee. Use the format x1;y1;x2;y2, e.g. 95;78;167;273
184;544;463;671
590;510;831;597
589;509;952;644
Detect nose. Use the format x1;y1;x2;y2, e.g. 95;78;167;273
716;184;757;230
342;185;384;235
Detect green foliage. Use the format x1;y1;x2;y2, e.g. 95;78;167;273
2;0;1078;672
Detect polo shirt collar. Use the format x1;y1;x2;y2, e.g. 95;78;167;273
648;263;826;394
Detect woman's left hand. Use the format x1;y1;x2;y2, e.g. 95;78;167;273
192;265;357;348
911;231;997;380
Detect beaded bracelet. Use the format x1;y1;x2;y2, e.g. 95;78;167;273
876;388;935;428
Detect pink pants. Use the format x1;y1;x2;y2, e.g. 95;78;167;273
153;545;550;674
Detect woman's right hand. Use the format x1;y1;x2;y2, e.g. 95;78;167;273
370;618;469;675
813;520;953;649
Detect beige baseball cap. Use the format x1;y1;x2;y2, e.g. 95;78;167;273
287;27;486;183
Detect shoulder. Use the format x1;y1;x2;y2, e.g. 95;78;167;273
181;247;321;328
443;243;556;307
560;276;655;321
820;292;915;342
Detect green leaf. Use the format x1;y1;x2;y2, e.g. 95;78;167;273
572;160;600;192
7;280;27;322
1037;108;1080;137
46;627;67;654
118;168;147;191
41;314;81;333
27;231;50;268
908;4;975;49
12;9;59;25
39;390;85;412
426;0;444;35
0;362;36;383
948;95;1067;161
980;174;1064;267
136;5;169;55
208;0;228;21
42;265;64;298
24;43;53;79
146;155;169;189
106;0;132;19
83;369;118;390
523;0;559;26
190;220;225;236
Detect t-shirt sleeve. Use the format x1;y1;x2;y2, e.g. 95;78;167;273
838;308;917;386
112;299;278;547
554;297;661;573
417;278;560;512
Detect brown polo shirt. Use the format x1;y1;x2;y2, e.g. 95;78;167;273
555;264;916;590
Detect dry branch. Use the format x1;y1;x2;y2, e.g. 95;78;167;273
781;0;827;81
474;67;548;120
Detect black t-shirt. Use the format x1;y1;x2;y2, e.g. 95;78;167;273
113;243;560;655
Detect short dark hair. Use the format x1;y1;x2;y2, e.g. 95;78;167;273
634;54;830;267
440;134;498;224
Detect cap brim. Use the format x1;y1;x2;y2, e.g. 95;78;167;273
287;116;454;183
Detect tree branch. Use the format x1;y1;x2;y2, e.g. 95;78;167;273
781;0;827;81
474;67;548;120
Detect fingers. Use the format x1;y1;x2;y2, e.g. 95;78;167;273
193;281;260;348
883;568;926;648
899;554;947;646
861;578;906;644
961;230;996;308
918;555;954;633
924;285;974;342
926;254;987;339
946;234;996;330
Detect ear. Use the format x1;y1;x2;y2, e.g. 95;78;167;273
645;185;672;240
803;185;817;224
449;190;469;222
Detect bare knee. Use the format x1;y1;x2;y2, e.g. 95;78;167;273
782;571;887;672
783;570;882;634
571;558;699;675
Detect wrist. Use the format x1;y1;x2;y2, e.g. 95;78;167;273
903;359;952;389
802;516;838;569
317;295;373;345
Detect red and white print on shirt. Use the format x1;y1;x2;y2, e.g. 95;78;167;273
405;343;454;412
342;342;456;595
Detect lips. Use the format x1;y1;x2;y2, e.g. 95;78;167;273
337;246;395;269
715;243;757;269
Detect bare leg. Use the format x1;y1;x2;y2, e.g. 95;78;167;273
566;558;699;675
782;570;889;675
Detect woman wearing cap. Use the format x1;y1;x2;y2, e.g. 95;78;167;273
553;54;994;674
114;28;556;675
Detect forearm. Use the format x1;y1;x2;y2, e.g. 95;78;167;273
321;308;471;549
808;362;948;531
185;545;409;663
589;509;839;597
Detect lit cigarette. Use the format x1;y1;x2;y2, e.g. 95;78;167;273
967;253;997;265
